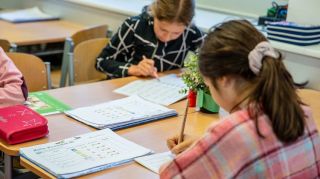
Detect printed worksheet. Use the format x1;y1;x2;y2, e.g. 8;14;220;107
65;95;177;130
114;74;187;106
20;129;153;178
135;152;174;174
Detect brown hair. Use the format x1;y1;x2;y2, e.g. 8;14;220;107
150;0;195;25
199;20;305;143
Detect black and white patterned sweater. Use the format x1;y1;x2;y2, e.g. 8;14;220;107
96;7;205;78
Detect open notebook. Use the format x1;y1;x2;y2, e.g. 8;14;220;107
65;95;177;130
20;129;153;178
114;74;187;106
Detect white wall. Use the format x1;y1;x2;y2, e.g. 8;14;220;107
197;0;288;17
287;0;320;25
1;0;129;32
282;52;320;90
36;0;127;32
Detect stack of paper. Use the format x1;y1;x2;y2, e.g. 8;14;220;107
65;95;177;130
0;7;59;23
114;74;187;106
20;129;153;178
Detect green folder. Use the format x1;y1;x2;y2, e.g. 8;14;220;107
26;92;71;116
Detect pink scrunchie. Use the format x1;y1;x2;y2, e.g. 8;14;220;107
248;41;279;75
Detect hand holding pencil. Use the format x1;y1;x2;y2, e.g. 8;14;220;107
128;42;159;79
166;100;199;155
127;56;158;77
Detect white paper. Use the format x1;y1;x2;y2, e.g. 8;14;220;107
135;152;174;174
114;74;187;106
65;95;177;129
0;7;59;23
20;129;153;178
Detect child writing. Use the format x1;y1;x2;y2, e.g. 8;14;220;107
160;20;320;178
96;0;204;78
0;47;27;107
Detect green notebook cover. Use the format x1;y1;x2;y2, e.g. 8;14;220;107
26;92;71;116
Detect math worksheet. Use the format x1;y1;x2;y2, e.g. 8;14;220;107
20;129;153;178
114;74;187;106
65;95;177;130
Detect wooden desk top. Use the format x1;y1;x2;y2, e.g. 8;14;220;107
0;71;312;179
0;20;85;45
0;72;190;156
20;88;320;178
20;112;218;179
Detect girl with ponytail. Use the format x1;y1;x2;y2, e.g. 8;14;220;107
160;20;320;178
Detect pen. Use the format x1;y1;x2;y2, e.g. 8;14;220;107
178;99;189;144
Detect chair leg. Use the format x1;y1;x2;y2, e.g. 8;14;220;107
68;53;75;86
60;39;73;87
44;62;52;89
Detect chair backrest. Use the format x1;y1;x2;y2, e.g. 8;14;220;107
0;39;10;52
71;38;109;85
71;24;108;47
7;52;51;92
60;24;108;87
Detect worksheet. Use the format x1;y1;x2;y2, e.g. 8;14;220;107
20;129;153;178
135;152;174;174
114;74;187;106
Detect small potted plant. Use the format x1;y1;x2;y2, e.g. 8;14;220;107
181;52;219;113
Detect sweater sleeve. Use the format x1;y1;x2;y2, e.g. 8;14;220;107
96;17;137;78
0;48;26;107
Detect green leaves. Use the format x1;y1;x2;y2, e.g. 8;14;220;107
181;51;209;94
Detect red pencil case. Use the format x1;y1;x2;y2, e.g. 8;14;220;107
0;105;49;144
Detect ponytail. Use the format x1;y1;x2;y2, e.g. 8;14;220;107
251;55;305;143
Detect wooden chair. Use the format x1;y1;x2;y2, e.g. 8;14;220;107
0;39;11;52
60;24;108;87
7;52;51;92
69;38;109;85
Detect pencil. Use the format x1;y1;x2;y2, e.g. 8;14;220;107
178;99;189;144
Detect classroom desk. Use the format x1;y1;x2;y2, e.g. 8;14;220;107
0;20;85;46
20;112;217;179
19;87;320;178
1;74;318;178
0;72;190;178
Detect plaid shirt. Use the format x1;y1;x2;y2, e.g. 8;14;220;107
160;106;320;178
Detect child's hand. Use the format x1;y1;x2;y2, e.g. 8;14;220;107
128;56;157;77
166;134;199;154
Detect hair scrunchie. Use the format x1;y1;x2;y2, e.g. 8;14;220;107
248;41;279;75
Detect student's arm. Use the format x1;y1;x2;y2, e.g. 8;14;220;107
0;48;27;107
96;17;136;78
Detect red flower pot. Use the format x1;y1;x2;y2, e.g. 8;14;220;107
188;90;197;107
